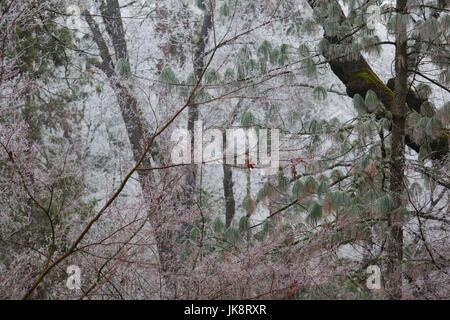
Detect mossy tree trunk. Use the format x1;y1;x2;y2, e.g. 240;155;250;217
306;0;448;161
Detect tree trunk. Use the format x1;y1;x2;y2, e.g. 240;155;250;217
185;11;213;202
386;0;408;300
221;98;246;228
83;3;176;293
223;163;235;228
223;133;236;229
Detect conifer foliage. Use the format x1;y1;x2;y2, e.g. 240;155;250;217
0;0;448;300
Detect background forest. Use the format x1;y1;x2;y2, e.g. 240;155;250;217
0;0;448;300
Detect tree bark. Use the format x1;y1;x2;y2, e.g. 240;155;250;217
83;3;176;290
85;3;215;297
223;129;236;228
185;11;213;206
385;0;408;300
221;98;246;228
